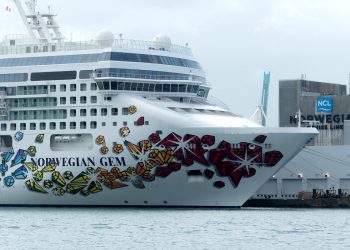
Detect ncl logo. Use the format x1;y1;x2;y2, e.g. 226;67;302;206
316;97;333;113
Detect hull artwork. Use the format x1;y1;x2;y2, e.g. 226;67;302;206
0;114;315;207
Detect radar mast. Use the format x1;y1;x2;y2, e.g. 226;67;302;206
12;0;63;43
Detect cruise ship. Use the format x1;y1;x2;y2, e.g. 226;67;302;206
0;0;317;207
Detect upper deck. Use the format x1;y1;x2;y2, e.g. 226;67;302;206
0;38;193;57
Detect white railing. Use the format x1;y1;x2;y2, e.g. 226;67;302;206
92;72;203;83
0;39;193;56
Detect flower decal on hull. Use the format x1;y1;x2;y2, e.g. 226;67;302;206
0;131;283;197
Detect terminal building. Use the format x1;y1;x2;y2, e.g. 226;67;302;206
246;79;350;207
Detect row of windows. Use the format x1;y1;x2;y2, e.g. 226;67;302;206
0;108;120;121
0;69;205;84
1;83;97;96
59;96;97;105
87;68;205;83
7;97;57;108
97;81;200;94
0;52;201;69
1;121;105;131
3;110;67;121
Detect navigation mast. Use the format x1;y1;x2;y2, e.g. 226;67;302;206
12;0;63;43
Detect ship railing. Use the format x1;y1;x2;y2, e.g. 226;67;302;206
0;39;193;56
92;72;203;83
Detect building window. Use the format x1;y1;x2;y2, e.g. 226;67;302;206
101;108;107;116
90;108;97;116
60;84;66;92
104;96;112;101
50;85;56;92
70;109;76;117
80;121;86;129
30;123;36;130
102;122;106;127
91;83;97;90
113;122;117;126
80;96;87;104
60;97;66;104
50;122;56;130
80;83;87;91
90;96;97;103
123;121;127;126
70;97;76;104
111;108;118;116
70;84;76;91
40;122;46;130
90;121;97;129
80;109;87;117
20;123;26;130
1;124;6;131
10;123;16;131
70;122;76;129
60;122;66;129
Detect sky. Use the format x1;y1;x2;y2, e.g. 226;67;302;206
1;0;350;126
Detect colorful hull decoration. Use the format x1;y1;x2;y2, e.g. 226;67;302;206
0;131;283;197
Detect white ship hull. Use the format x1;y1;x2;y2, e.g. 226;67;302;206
0;124;316;207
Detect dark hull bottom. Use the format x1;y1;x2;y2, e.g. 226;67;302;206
244;198;350;208
0;204;240;209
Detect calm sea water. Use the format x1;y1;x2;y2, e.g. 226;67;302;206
0;207;349;250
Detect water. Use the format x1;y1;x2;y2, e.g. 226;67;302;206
0;207;349;250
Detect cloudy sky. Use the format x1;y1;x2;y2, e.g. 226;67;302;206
1;0;350;125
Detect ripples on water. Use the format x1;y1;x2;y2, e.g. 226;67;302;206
0;207;350;250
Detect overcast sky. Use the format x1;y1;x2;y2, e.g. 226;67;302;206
1;0;350;125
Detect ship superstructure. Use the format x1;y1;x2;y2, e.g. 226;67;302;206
0;0;317;207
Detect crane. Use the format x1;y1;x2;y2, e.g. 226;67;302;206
250;71;270;126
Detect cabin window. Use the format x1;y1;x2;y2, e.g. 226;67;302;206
40;122;46;130
80;122;86;129
50;85;56;92
70;122;76;129
80;96;87;104
60;97;66;104
30;123;36;130
20;123;26;130
70;97;76;104
80;83;87;91
70;109;76;117
111;108;118;116
101;108;107;116
90;96;97;103
60;122;66;129
90;121;97;129
60;84;66;92
10;123;16;131
80;109;87;117
90;83;97;90
70;84;76;91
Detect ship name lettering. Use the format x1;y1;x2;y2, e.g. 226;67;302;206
31;157;96;167
100;157;126;167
